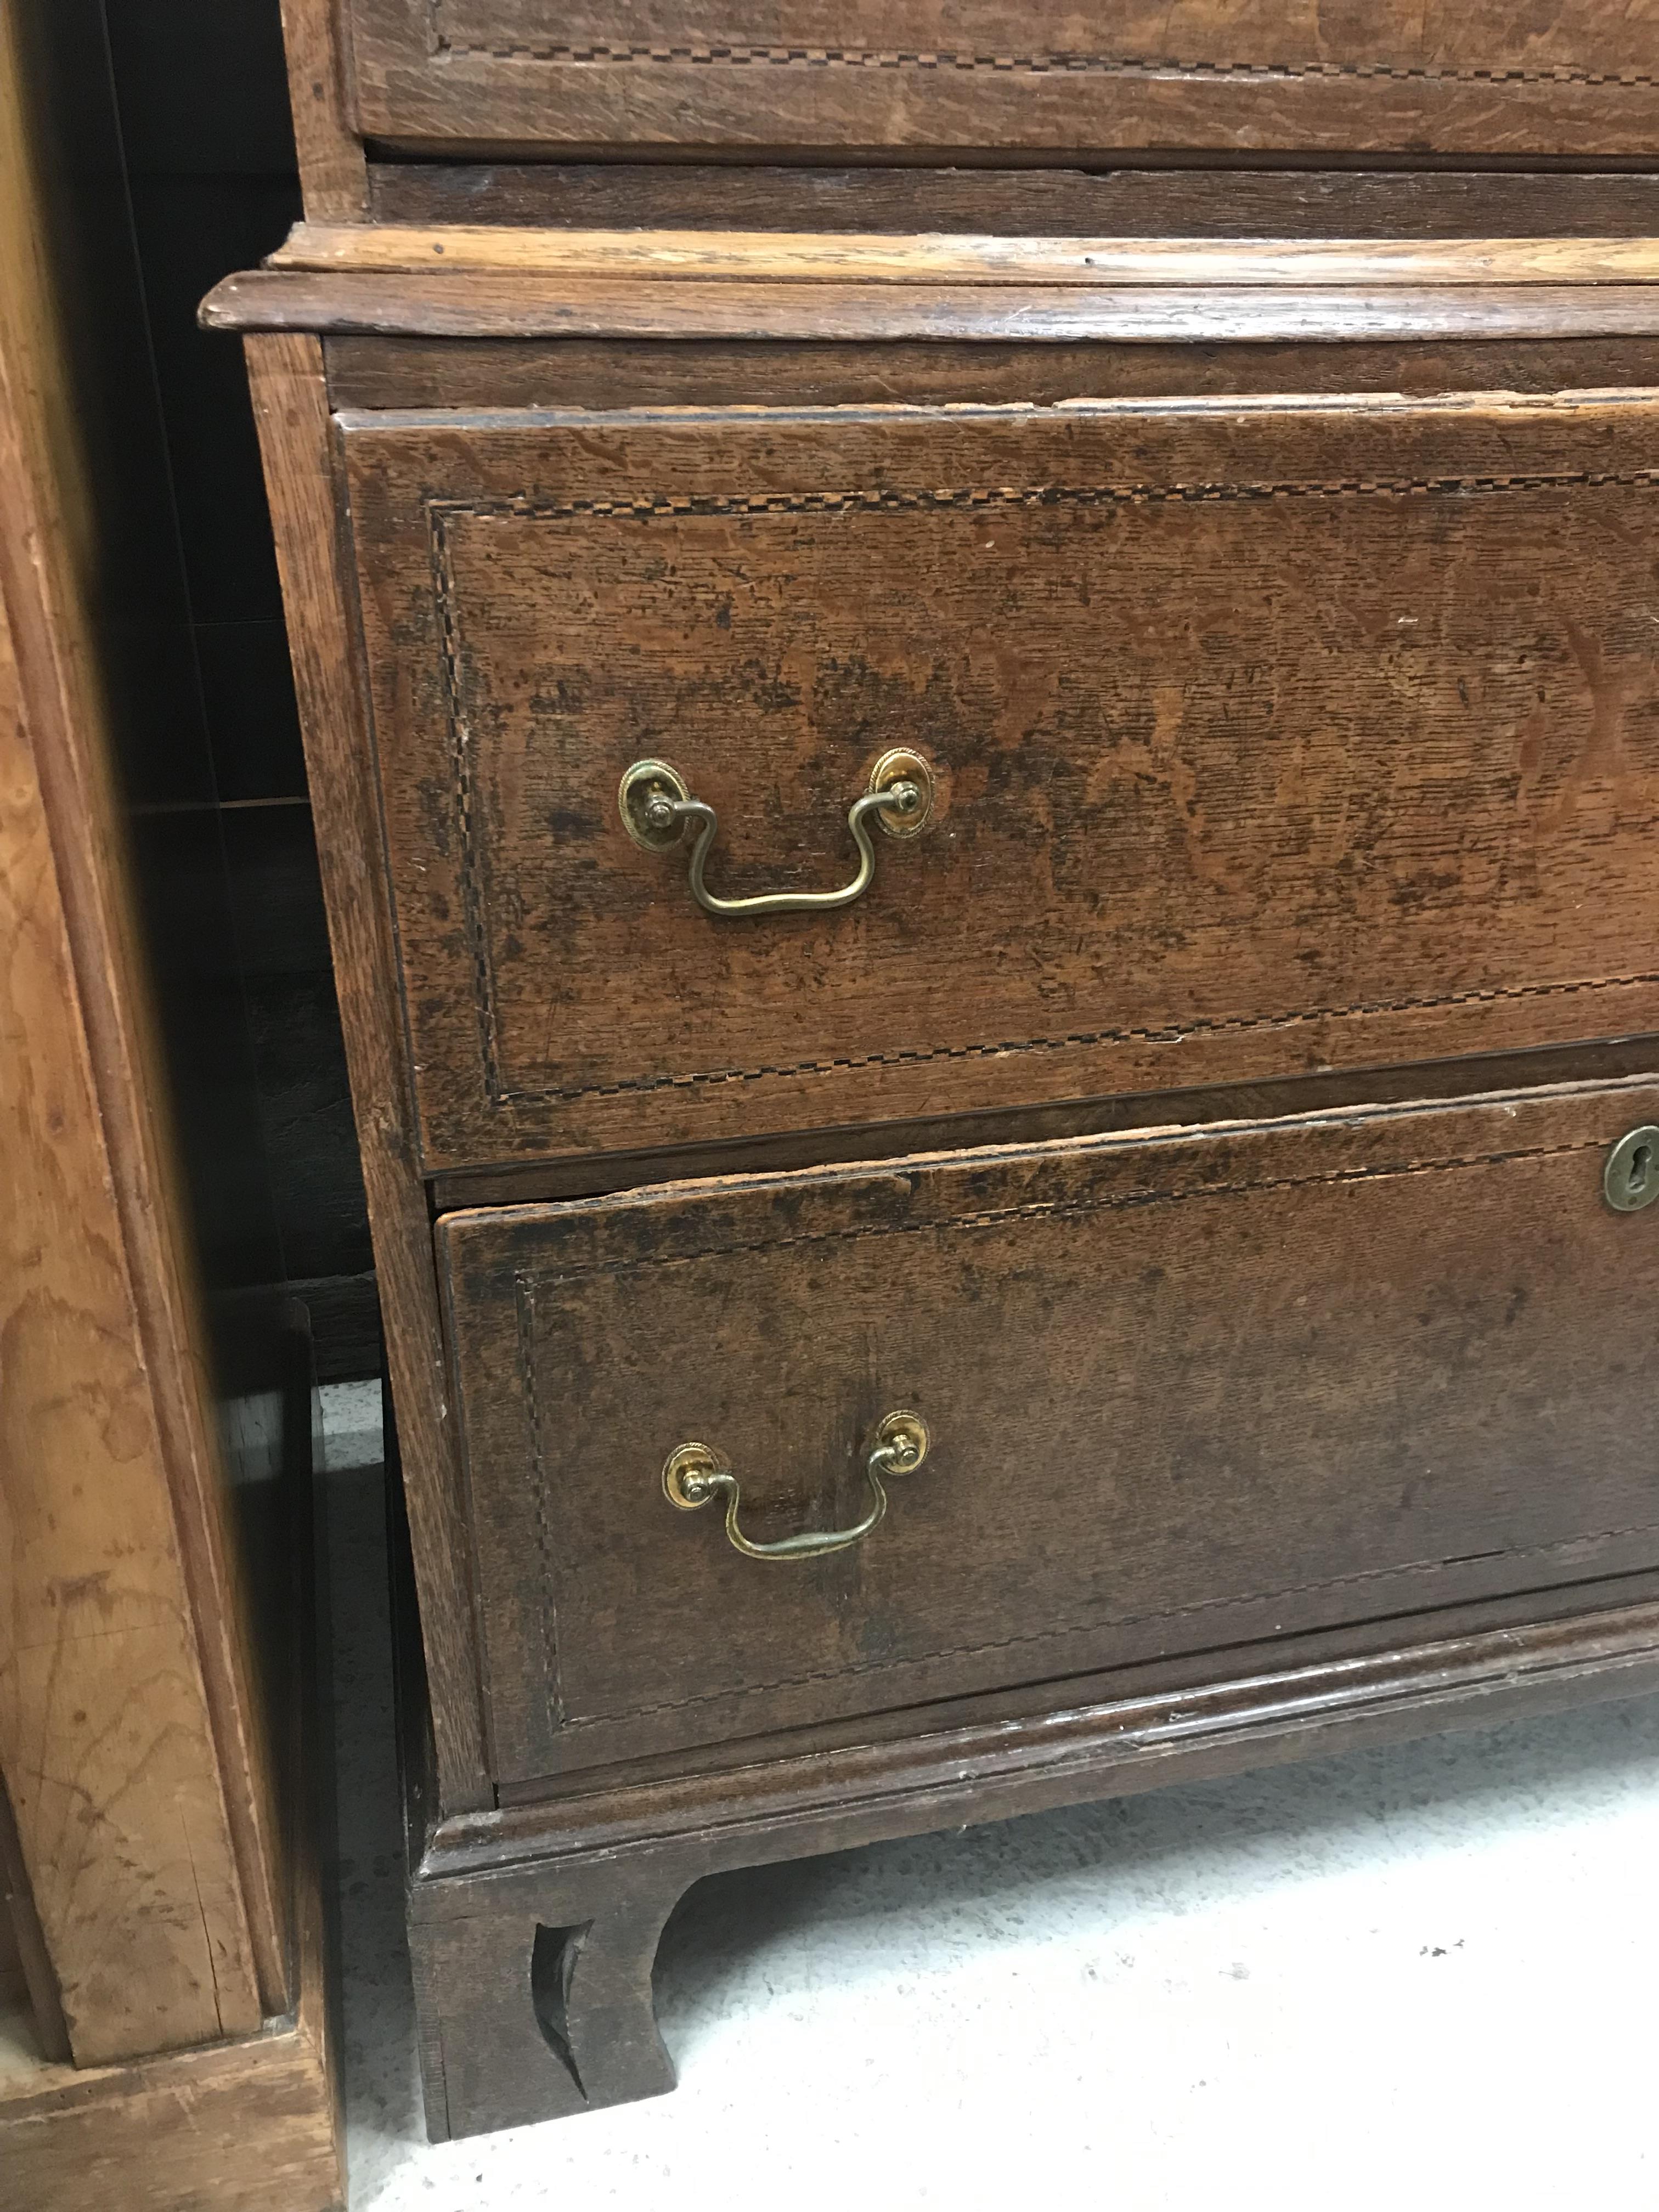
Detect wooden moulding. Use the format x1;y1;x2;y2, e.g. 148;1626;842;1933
406;1592;1659;2137
201;270;1659;345
421;1596;1659;1883
268;223;1659;286
201;223;1659;346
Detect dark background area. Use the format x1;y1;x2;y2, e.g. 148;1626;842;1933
98;0;377;1379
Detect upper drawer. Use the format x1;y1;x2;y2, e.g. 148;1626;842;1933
342;1;1659;159
343;391;1659;1173
439;1076;1659;1783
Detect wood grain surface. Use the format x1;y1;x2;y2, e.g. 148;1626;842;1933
324;331;1659;413
438;1077;1659;1781
343;389;1659;1172
244;332;493;1814
0;1769;66;2063
0;0;286;2055
423;1039;1659;1213
0;1757;343;2212
338;0;1659;158
0;520;263;2059
367;163;1659;240
200;267;1659;342
431;1594;1659;1876
272;223;1659;286
279;0;369;223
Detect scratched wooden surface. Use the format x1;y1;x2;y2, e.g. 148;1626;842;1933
439;1079;1659;1782
337;0;1659;157
0;570;262;2062
325;329;1659;414
343;390;1659;1172
0;0;286;2062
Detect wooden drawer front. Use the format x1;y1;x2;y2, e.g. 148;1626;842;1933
346;393;1659;1173
343;1;1659;159
440;1078;1659;1784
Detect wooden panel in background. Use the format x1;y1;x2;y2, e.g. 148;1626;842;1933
0;1777;342;2212
0;0;286;2058
0;517;263;2062
0;1771;66;2067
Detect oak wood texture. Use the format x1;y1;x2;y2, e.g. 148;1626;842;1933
244;331;493;1815
272;221;1659;286
410;1891;677;2137
437;1077;1659;1782
325;331;1659;412
409;1590;1659;2137
279;0;370;223
343;388;1659;1173
481;1560;1659;1809
439;1595;1659;1872
0;1769;343;2212
200;266;1659;342
425;1037;1659;1212
0;2;287;2055
368;163;1659;239
336;0;1659;160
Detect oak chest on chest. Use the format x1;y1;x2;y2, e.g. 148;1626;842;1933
214;0;1659;2140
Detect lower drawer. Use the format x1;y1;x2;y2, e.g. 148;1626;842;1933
439;1075;1659;1785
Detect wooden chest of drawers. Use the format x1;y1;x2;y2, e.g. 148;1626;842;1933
223;0;1659;2145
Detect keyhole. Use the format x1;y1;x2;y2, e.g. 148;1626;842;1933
1605;1125;1659;1212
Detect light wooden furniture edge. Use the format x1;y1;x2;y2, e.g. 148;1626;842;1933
0;10;343;2203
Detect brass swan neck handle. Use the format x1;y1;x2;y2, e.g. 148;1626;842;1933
619;750;933;917
662;1411;930;1561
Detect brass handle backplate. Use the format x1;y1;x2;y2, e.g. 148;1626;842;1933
662;1410;930;1561
619;749;934;916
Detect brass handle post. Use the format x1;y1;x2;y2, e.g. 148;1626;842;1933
619;750;933;917
662;1410;930;1561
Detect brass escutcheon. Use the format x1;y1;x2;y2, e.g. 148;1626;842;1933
1605;1124;1659;1212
